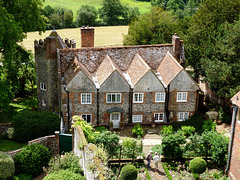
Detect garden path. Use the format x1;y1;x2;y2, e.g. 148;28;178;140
142;133;168;180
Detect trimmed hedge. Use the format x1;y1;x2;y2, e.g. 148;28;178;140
13;110;60;142
189;158;207;174
120;164;137;180
15;143;51;177
44;169;86;180
0;151;15;179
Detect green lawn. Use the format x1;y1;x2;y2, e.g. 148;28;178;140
0;138;27;152
43;0;152;16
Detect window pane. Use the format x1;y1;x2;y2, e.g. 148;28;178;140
86;115;91;123
82;94;86;103
112;94;116;102
155;114;159;120
87;94;91;103
182;93;187;101
134;94;138;101
82;115;86;120
139;94;143;101
117;94;120;102
112;114;119;120
177;93;182;101
107;94;111;102
179;113;183;120
184;113;189;119
159;113;163;120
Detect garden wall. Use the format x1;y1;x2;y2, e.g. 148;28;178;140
73;126;107;180
0;123;13;135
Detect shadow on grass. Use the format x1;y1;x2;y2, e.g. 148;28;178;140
0;138;27;152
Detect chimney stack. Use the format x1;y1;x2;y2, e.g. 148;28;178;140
172;33;181;60
81;26;94;47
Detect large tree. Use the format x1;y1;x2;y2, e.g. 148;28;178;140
76;5;98;26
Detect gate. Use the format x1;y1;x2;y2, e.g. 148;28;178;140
59;133;72;154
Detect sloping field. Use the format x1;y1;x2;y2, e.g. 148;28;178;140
21;26;128;53
43;0;151;15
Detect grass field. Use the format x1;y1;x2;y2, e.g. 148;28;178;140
0;138;27;152
21;26;128;53
43;0;151;16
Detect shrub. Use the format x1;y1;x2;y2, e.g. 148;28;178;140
44;169;86;180
161;125;173;135
95;126;107;133
132;124;143;137
189;158;207;174
15;143;51;177
120;164;137;180
181;126;195;136
122;137;143;159
13;111;60;142
47;152;83;175
13;173;32;180
0;151;15;179
7;127;14;139
202;120;216;132
151;144;162;155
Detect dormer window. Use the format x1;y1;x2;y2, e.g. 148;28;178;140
40;82;47;91
177;92;187;102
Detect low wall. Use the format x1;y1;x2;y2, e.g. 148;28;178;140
0;123;13;135
73;126;108;180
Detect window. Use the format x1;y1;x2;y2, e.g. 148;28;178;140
132;115;142;123
106;93;121;103
154;113;164;122
82;114;92;123
40;82;46;91
177;92;188;102
178;112;189;121
155;92;165;102
42;99;46;106
81;93;92;104
133;93;143;103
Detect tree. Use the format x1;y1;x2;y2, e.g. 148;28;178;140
99;0;125;25
123;7;178;45
76;5;98;26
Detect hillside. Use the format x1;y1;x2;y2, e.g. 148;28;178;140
21;26;128;53
43;0;151;16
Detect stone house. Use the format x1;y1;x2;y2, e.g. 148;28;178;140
34;27;199;130
226;91;240;179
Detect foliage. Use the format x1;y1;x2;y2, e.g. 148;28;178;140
0;151;15;179
15;143;51;177
120;164;137;180
181;126;195;136
161;130;186;160
132;124;143;137
189;158;207;174
7;127;14;139
13;173;32;180
44;169;86;180
13;110;60;142
121;137;143;159
161;125;174;135
95;130;120;158
202;120;216;132
0;138;27;152
94;144;109;164
123;7;178;45
76;5;98;26
151;144;162;155
219;107;231;123
95;126;107;133
162;163;173;180
0;79;13;109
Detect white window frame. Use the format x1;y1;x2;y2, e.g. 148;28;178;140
177;92;188;102
155;92;165;102
81;114;92;124
110;112;121;121
81;93;92;104
133;93;144;103
154;113;164;122
106;93;121;103
40;82;46;91
42;99;46;106
132;115;143;123
178;112;189;121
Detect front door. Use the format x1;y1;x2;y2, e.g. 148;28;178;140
110;112;120;128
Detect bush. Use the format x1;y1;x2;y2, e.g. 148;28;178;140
120;164;137;180
0;151;15;179
95;126;107;133
47;152;83;175
161;125;173;135
13;173;32;180
13;111;60;142
202;120;216;132
189;158;207;174
132;124;143;137
181;126;195;136
44;169;86;180
122;137;143;159
151;144;162;155
15;143;51;177
7;127;14;139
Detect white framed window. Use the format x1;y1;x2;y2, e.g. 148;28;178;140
155;92;165;102
81;93;92;104
154;113;164;122
106;93;121;103
42;99;46;106
110;112;121;121
82;114;92;124
177;92;188;102
132;115;143;123
133;93;143;103
178;112;189;121
40;82;46;91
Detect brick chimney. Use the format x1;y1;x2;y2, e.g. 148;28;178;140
172;33;181;60
81;26;94;47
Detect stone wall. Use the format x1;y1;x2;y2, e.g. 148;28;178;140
0;123;13;135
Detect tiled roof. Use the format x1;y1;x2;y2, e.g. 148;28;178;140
231;91;240;108
157;51;183;86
